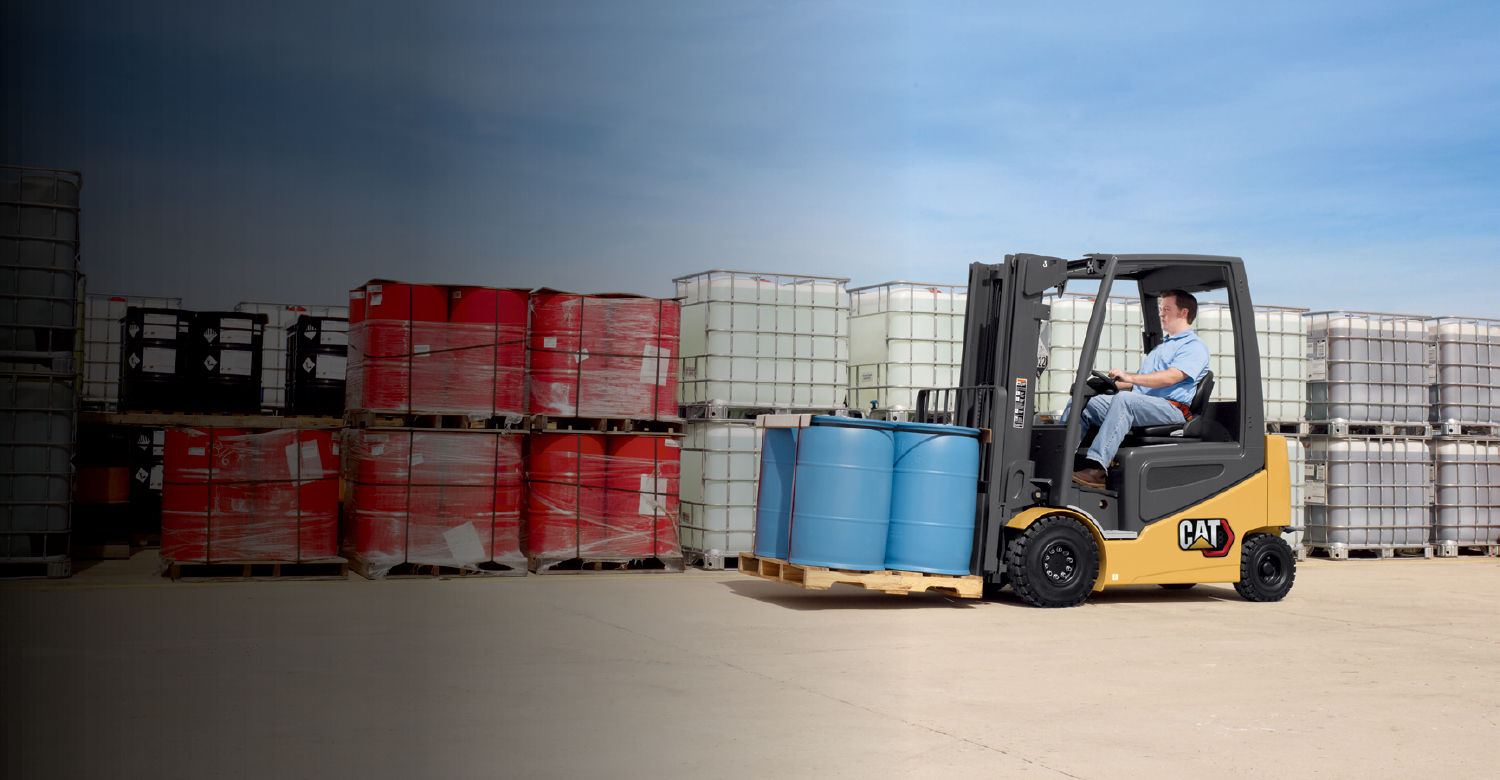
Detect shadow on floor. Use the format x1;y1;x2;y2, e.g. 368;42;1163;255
1080;583;1241;605
722;578;988;611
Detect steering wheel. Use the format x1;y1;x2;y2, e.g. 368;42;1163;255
1088;369;1120;396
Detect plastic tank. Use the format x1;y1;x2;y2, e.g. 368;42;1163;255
1432;440;1500;545
680;419;762;561
884;421;980;574
752;426;798;559
786;416;895;570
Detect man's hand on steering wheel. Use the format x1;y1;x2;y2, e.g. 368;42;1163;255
1087;369;1120;395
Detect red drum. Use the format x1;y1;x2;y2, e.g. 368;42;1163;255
577;297;680;420
161;428;337;562
528;291;584;416
362;282;447;322
603;435;681;559
524;432;607;561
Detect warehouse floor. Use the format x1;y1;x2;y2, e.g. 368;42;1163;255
3;554;1498;780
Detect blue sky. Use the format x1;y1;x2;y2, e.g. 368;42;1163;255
5;1;1497;316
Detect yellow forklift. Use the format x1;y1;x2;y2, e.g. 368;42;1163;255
921;253;1296;607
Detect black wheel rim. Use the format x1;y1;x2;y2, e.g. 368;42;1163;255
1256;549;1287;589
1042;542;1078;586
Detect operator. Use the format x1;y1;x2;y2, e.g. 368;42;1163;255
1071;289;1210;489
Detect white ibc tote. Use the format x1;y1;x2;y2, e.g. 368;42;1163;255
82;293;182;410
1431;440;1500;554
1427;317;1500;430
234;301;350;411
1306;311;1432;425
674;271;849;410
1304;436;1431;555
677;419;762;566
847;282;965;418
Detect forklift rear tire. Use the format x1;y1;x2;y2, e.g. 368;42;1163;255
1005;515;1099;608
1233;533;1296;602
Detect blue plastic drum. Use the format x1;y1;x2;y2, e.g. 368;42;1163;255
787;416;896;570
753;427;798;559
884;421;981;575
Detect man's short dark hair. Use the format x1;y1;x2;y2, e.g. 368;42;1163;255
1161;289;1197;325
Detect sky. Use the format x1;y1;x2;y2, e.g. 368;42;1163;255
4;0;1498;316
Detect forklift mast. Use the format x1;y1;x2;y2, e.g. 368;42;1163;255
925;254;1266;582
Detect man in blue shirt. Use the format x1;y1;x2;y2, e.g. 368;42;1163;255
1072;289;1211;488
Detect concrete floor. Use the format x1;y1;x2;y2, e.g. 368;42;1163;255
2;553;1498;780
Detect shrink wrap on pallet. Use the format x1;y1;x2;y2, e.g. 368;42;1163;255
524;432;681;566
527;292;680;420
160;428;339;562
345;281;527;418
343;429;524;578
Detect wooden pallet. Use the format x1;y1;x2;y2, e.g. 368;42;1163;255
527;415;684;435
130;534;162;549
738;553;983;598
528;555;685;574
79;412;340;429
163;558;349;582
344;552;526;580
343;409;523;430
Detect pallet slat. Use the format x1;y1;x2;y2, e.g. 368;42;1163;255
738;553;982;599
163;557;349;581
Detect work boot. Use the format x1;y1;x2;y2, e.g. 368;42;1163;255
1072;464;1107;488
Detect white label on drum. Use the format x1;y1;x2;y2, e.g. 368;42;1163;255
219;350;253;376
543;337;557;349
638;475;667;516
142;347;176;374
142;323;175;339
414;344;430;356
219;325;253;345
285;443;300;475
144;313;177;326
370;293;383;306
321;330;348;346
350;290;366;300
188;447;206;456
331;443;340;455
640;344;671;383
410;453;424;465
370;444;385;456
303;357;316;373
148;464;163;490
453;290;463;298
315;355;346;380
443;522;486;564
367;284;382;293
665;439;679;447
301;440;322;475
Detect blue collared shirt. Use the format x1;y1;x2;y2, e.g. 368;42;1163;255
1133;328;1210;405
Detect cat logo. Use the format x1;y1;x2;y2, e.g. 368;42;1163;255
1177;518;1234;557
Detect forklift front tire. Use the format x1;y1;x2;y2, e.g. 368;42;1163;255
1233;533;1296;603
1005;515;1099;608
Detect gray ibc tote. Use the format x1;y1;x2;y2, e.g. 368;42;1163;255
884;421;980;575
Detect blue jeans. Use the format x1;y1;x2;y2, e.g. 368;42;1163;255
1065;391;1185;469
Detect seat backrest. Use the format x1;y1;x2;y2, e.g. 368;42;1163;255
1188;370;1214;416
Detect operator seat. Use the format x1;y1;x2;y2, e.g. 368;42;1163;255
1121;371;1229;446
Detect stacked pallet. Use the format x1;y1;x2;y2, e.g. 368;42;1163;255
159;427;342;577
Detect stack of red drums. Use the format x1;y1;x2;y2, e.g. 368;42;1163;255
342;429;523;578
528;291;680;420
346;281;528;416
339;280;684;574
160;428;339;562
522;433;681;570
